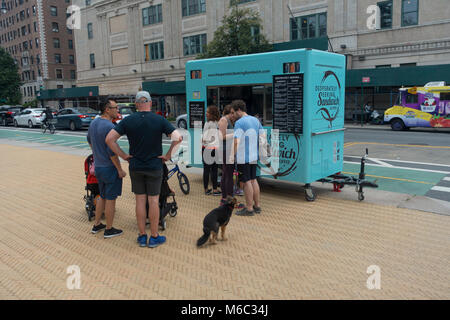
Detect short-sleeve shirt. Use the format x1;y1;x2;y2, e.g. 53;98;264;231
234;115;263;164
87;117;115;168
114;111;175;171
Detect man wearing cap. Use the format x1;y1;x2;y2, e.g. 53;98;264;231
106;91;182;248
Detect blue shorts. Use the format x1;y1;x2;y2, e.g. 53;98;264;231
95;166;123;200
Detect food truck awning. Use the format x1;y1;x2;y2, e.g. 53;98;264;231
142;80;186;96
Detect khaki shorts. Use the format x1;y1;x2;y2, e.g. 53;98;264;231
130;169;163;196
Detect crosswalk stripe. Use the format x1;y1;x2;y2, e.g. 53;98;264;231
431;186;450;193
443;177;450;182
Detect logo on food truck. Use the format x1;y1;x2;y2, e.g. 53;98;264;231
315;71;341;128
259;132;300;179
420;94;437;113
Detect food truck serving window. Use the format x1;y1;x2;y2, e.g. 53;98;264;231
206;84;273;125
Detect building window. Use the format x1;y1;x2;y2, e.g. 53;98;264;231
378;1;393;29
68;39;73;49
232;0;256;4
55;54;61;63
56;69;63;79
144;41;164;61
86;0;92;6
53;38;60;48
402;0;418;26
87;23;93;39
400;62;417;67
50;6;57;16
291;13;327;41
52;22;59;32
183;33;207;56
182;0;206;17
143;4;162;26
70;70;76;80
90;53;95;69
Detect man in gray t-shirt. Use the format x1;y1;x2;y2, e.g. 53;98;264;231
87;98;126;238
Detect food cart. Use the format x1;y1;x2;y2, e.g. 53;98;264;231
184;49;377;201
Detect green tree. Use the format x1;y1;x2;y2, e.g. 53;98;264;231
198;0;272;59
0;47;22;105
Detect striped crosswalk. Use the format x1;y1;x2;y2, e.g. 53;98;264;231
426;175;450;202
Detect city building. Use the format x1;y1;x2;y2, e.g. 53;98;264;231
66;0;450;116
0;0;77;106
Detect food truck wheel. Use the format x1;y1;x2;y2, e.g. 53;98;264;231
305;187;316;202
390;119;405;131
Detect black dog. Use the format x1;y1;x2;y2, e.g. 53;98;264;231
197;196;237;247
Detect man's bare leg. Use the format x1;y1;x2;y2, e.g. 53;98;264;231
251;179;260;208
104;199;116;229
243;181;254;211
147;195;160;238
135;194;147;235
94;197;105;226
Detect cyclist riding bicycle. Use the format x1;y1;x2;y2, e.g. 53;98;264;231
42;107;54;127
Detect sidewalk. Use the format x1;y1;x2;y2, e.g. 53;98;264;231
0;142;449;299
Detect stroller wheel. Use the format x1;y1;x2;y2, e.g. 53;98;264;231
88;211;95;221
169;207;177;217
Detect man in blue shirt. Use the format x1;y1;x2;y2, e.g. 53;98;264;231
232;100;264;216
87;97;126;238
106;91;182;248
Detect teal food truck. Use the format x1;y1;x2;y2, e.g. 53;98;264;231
184;49;376;201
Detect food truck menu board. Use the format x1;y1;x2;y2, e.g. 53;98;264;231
189;101;205;128
273;74;304;134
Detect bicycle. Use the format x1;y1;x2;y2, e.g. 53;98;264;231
41;119;56;134
167;160;190;195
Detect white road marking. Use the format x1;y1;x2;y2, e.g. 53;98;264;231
343;161;450;174
345;155;450;168
443;177;450;182
367;158;394;167
431;186;450;193
58;141;86;146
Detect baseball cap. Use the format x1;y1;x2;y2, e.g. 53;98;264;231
136;91;152;102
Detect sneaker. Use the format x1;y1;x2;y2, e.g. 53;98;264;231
104;227;123;238
253;206;262;214
236;203;245;210
148;234;166;248
235;208;255;216
235;189;244;196
137;234;148;247
212;190;221;196
91;223;106;234
205;189;212;195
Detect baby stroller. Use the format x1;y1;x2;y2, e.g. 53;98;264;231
84;154;100;221
146;163;178;230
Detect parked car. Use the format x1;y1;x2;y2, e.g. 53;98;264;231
176;114;187;129
115;103;136;124
53;107;97;130
13;108;47;128
1;106;25;126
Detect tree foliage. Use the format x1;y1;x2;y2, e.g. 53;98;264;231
0;47;22;104
198;0;272;59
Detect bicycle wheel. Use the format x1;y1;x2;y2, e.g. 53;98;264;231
41;124;47;134
177;172;190;195
49;124;56;134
